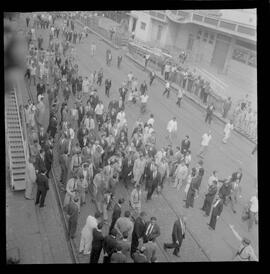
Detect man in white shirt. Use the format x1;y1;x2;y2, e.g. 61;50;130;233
208;170;219;188
91;42;96;57
127;72;133;89
166;117;177;144
147;114;155;127
140;93;149;114
116;109;126;124
248;194;258;231
162;81;171;98
144;54;150;70
222;120;234;144
197;130;212;158
95;101;104;130
173;162;188;191
176;87;184;108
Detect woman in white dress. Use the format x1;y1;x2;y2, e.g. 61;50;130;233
222;120;234;144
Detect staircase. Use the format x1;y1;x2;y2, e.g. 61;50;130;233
5;89;26;191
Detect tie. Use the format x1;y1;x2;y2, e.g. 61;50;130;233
213;199;220;208
146;224;153;236
180;219;185;236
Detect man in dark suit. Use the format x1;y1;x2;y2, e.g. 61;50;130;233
201;180;218;216
34;149;47;174
130;211;147;257
35;168;49;208
45;145;53;178
109;198;125;234
143;217;160;243
163;216;186;257
110;244;127;263
117;231;131;260
38;126;48;149
77;103;85;128
59;149;69;186
120;156;133;188
208;195;224;230
146;164;161;201
103;228;118;263
181;135;191;156
66;196;80;239
90;222;104;263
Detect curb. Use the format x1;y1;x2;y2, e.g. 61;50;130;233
125;53;256;145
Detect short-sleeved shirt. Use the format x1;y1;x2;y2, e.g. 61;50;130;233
141;95;149;103
201;134;212;146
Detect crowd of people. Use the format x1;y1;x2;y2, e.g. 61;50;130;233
22;12;258;263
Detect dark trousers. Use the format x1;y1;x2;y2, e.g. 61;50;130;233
202;198;212;216
117;60;121;69
164;238;182;255
186;189;195;208
97;77;102;86
163;88;170;98
131;236;139;256
164;72;169;81
205;113;212;124
146;184;156;200
68;218;78;238
105;87;110;97
35;189;47;207
149;77;154;86
176;97;182;107
90;247;102;263
209;213;218;230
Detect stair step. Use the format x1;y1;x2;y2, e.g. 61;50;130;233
12;171;26;176
10;149;25;154
11;160;26;165
11;166;26;171
9;140;23;144
12;175;26;181
11;155;25;160
11;162;26;168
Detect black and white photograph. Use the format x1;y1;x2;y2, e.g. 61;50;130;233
5;8;258;264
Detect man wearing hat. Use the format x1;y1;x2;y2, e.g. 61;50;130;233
229;225;258;261
35;168;49;208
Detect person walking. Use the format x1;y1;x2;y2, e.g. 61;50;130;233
247;194;258;232
208;195;224;230
130;211;147;257
66;196;80;239
205;103;215;125
117;55;122;69
114;211;134;240
25;157;37;200
176;87;184;108
140;93;149;114
162;81;171;98
146;164;161;201
222;97;232;119
143;216;160;243
91;42;96;57
35;168;49;208
130;184;142;217
105;78;112;97
229;225;258;261
109;198;125;234
103;228;118;263
144;54;150;70
89;222;104;263
197;130;212;159
166;117;177;144
201;180;218;216
173;162;188;191
149;71;156;86
79;212;101;255
222;120;234;144
163;216;186;257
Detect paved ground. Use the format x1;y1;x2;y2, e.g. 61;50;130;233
13;12;258;263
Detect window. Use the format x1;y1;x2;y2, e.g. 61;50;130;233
232;48;249;64
203;32;208;42
197;29;202;40
140;22;146;30
247;52;256;68
209;33;215;44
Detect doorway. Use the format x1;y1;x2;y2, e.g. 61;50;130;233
211;39;230;70
132;18;137;32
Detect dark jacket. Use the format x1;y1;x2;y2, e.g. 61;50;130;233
143;221;160;242
34;155;47;173
92;228;104;251
111;203;122;225
36;173;49;191
110;251;127;263
132;217;146;241
146;171;161;190
181;139;190;154
172;218;185;243
103;235;118;256
45;149;53;171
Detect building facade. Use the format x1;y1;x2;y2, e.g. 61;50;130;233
128;10;256;82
